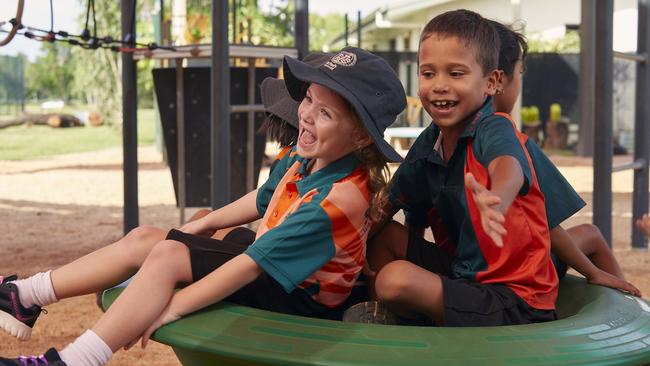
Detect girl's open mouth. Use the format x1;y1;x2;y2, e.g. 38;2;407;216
299;129;316;147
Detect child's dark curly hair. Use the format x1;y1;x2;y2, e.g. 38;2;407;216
257;114;298;147
490;20;528;77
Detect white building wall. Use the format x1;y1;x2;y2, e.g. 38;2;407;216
380;0;638;52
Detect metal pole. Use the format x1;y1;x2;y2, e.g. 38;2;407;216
19;57;24;112
578;0;595;157
246;59;255;194
175;59;186;224
592;0;614;245
295;0;309;58
357;10;362;48
632;0;650;249
211;0;230;209
232;0;237;44
344;14;349;47
121;0;139;234
160;0;169;67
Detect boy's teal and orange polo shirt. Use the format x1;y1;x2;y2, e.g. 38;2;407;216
245;146;371;308
389;98;559;311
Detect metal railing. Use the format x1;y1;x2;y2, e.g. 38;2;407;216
585;0;650;248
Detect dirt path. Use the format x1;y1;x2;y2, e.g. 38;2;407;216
0;147;182;365
0;146;649;364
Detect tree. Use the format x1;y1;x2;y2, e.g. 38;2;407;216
527;30;580;53
70;1;122;125
189;0;341;51
70;0;157;124
309;12;343;52
25;43;76;103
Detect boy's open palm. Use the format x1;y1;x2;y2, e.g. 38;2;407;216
465;173;507;247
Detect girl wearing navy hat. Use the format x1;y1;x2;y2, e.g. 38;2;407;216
0;47;406;365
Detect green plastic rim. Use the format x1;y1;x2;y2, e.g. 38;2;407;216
102;275;650;366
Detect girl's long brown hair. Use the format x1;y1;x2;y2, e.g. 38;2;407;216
354;143;391;222
344;101;391;222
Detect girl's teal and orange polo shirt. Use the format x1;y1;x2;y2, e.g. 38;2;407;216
245;147;371;308
389;98;563;311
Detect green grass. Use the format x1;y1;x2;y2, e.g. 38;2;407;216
0;109;157;161
542;148;576;156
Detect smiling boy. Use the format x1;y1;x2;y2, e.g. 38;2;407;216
368;9;558;326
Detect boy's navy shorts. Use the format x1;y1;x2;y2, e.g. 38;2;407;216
165;227;343;320
550;252;569;279
406;232;557;327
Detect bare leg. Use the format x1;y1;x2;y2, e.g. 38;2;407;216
51;225;167;300
566;224;624;279
366;221;409;298
92;240;193;352
375;260;445;325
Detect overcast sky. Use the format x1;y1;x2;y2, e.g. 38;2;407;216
0;0;389;61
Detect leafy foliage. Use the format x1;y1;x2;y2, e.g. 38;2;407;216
66;1;122;125
189;0;342;51
309;12;344;52
527;31;580;53
23;43;77;103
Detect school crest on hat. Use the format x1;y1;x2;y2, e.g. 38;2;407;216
324;51;357;70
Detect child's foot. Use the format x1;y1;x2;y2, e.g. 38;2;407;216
587;269;642;297
0;348;66;366
635;214;650;237
0;275;43;340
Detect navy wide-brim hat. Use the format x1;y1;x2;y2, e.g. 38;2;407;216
283;47;406;163
260;77;299;128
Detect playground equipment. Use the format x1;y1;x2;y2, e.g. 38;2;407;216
152;65;277;207
0;0;23;46
580;0;650;249
118;0;307;231
126;44;296;223
102;275;650;366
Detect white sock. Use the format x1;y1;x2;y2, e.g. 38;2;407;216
59;330;113;366
10;271;58;308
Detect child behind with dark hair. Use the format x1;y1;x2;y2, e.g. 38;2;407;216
368;9;559;327
258;76;299;148
490;20;639;296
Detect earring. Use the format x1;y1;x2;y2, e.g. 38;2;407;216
496;88;504;95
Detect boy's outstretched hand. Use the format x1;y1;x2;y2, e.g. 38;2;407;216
465;172;507;247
